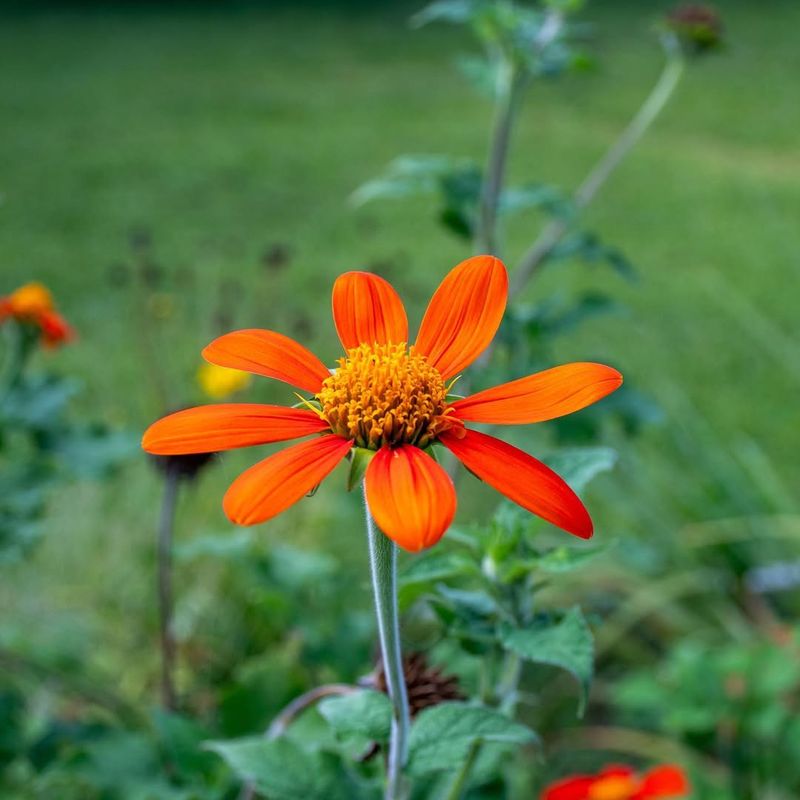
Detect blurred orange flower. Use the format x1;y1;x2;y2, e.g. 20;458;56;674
0;281;74;348
142;256;622;551
542;764;690;800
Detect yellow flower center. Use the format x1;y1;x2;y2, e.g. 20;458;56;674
318;342;454;450
588;776;639;800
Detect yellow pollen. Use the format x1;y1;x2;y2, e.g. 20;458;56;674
318;342;454;450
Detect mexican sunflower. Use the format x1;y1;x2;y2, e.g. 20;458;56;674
0;281;74;348
542;764;690;800
142;256;622;552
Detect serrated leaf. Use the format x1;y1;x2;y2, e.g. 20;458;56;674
318;690;391;742
206;737;357;800
407;702;537;776
544;447;617;493
501;607;593;714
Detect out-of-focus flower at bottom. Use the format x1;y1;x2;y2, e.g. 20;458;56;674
0;281;74;348
542;763;690;800
196;362;252;400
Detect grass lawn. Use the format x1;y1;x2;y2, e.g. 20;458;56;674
1;0;798;693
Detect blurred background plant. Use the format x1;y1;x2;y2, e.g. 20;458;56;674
1;0;797;798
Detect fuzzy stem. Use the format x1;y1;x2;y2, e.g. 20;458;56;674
157;466;180;711
364;487;410;800
510;38;685;296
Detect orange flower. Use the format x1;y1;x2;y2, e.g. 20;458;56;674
142;256;622;551
0;282;74;348
542;764;690;800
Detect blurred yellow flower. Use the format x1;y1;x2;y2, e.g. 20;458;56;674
197;362;251;400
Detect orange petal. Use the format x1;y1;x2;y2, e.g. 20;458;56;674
414;255;507;380
440;429;592;538
452;363;623;425
223;434;352;526
332;271;409;350
203;329;330;394
637;765;690;798
541;776;595;800
364;445;456;552
142;404;329;455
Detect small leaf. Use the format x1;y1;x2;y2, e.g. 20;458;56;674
347;447;375;491
350;154;463;206
318;690;391;742
536;543;607;574
411;0;477;28
407;702;537;776
399;552;478;586
434;585;498;618
544;447;618;493
501;607;593;714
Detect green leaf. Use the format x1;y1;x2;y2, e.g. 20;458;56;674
411;0;477;28
499;183;573;219
318;690;391;742
501;607;593;714
544;447;617;493
350;154;462;206
399;552;478;586
347;447;375;491
434;585;498;618
206;737;359;800
536;543;607;574
152;710;217;780
407;702;537;776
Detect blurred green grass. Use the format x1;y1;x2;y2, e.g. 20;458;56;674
1;1;798;693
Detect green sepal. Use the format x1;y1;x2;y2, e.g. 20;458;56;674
347;447;375;491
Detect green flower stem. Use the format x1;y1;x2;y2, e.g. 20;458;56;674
0;322;37;402
475;57;520;256
364;487;410;800
157;466;180;711
443;739;480;800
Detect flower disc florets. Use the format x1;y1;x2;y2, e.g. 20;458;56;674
318;342;453;449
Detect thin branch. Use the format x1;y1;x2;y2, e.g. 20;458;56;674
238;683;359;800
510;36;685;297
157;466;180;710
475;10;564;257
267;683;359;739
